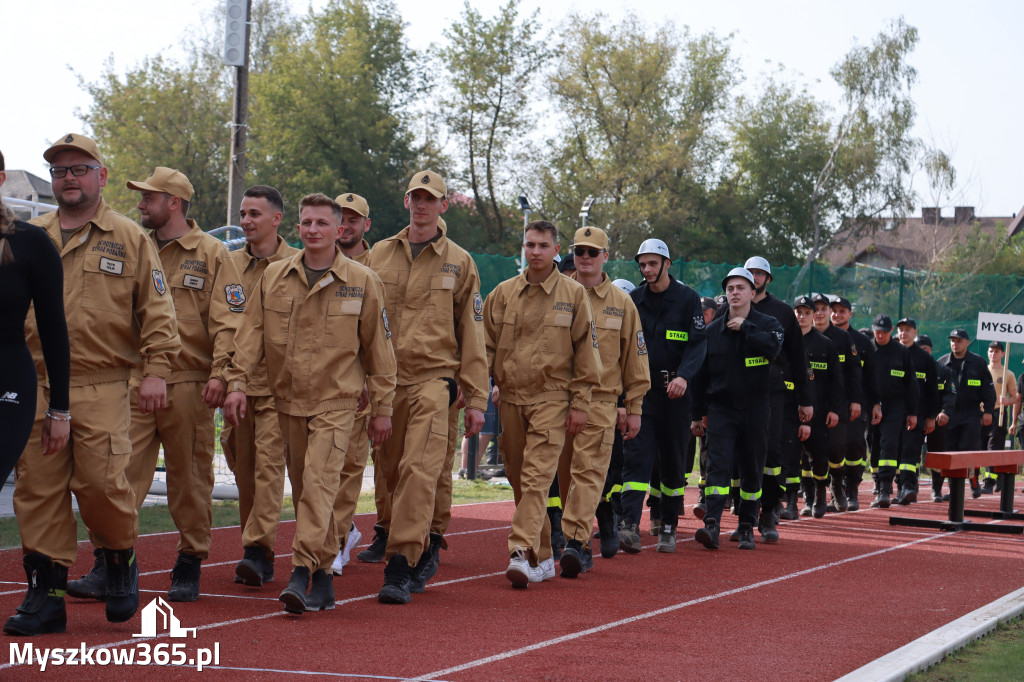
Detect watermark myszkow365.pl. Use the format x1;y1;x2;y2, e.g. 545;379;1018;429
9;597;220;671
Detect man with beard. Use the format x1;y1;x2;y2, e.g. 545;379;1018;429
6;136;179;635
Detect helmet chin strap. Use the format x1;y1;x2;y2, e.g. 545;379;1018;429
656;258;667;284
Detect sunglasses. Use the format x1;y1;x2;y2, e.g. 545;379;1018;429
49;164;101;178
573;246;603;258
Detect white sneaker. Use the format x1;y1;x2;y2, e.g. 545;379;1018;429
332;524;363;576
529;557;555;583
341;524;362;568
506;547;530;589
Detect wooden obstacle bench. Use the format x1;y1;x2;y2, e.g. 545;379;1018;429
888;450;1024;534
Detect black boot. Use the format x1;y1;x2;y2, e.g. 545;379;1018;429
693;486;707;520
3;553;67;636
813;481;828;518
695;518;720;550
167;553;202;602
760;508;780;544
846;470;862;511
829;471;849;512
736;523;756;550
279;566;310;614
560;539;584;578
67;547;106;600
357;526;388;563
780;488;799;521
581;544;594;573
800;477;814;517
378;554;412;604
871;479;892;509
104;547;140;623
656;525;677;553
931;475;944;502
236;545;275;586
548;507;565;560
409;533;443;594
305;569;335;611
594;501;619;559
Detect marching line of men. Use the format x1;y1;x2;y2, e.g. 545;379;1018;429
4;133;1010;637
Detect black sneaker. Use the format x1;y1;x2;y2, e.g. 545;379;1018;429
3;553;68;636
67;547;106;600
378;554;412;604
408;533;442;594
279;566;310;614
236;545;274;587
305;569;335;611
167;553;202;602
560;540;583;579
104;548;140;623
695;519;719;550
357;527;388;563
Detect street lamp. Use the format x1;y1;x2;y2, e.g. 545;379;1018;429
518;194;532;274
578;196;595;228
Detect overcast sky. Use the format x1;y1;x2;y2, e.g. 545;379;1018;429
5;0;1021;217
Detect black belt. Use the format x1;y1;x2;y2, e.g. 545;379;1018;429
659;370;677;387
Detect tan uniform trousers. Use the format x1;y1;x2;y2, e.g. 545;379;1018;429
279;409;355;571
377;379;450;566
225;395;287;551
556;400;617;548
125;381;215;559
333;411;370;549
370;448;392;532
430;402;461;537
15;382;136;567
498;399;568;565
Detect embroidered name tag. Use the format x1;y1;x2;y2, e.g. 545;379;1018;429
183;274;205;289
99;257;123;275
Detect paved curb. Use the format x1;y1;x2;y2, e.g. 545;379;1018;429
835;585;1024;681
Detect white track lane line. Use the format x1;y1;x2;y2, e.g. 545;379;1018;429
416;532;951;680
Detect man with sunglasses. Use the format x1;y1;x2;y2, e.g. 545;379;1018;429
556;227;649;576
618;239;706;554
6;134;179;635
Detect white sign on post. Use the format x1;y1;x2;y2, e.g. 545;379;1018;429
976;312;1024;344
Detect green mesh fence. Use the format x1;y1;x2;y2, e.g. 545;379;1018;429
469;253;1024;368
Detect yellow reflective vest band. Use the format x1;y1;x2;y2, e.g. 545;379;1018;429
745;356;769;367
666;330;688;341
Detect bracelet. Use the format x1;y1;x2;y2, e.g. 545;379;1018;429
45;409;71;422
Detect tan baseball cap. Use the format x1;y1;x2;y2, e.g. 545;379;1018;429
406;170;446;198
335;192;369;217
573;226;608;250
126;167;194;202
43;133;104;165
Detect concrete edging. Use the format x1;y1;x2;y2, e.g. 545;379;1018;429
835;586;1024;681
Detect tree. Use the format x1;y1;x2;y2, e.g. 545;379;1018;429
78;53;232;230
730;78;832;265
535;13;742;261
248;0;421;240
789;18;920;296
439;0;549;253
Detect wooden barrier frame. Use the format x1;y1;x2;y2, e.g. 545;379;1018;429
888;450;1024;534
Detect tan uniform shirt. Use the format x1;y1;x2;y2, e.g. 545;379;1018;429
29;198;179;385
484;266;602;411
230;236;300;396
227;248;396;417
344;238;371;265
573;273;651;414
132;220;243;384
364;223;489;412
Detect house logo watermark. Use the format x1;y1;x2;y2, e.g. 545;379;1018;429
134;596;197;638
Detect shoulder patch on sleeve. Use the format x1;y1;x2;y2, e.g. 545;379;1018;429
636;330;647;355
473;292;483;321
152;269;166;295
591;320;599;348
694;313;706;330
225;283;246;310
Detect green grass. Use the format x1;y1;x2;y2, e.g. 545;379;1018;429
907;618;1024;681
0;478;512;550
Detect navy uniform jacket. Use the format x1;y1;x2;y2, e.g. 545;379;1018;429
907;343;939;421
804;329;845;417
692;307;784;414
871;339;920;415
936;351;995;424
630;276;707;382
820;323;862;409
845;327;878;407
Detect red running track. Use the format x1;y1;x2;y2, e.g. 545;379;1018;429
1;487;1022;680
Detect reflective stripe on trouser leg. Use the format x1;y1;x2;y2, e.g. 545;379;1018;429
703;402;770;528
621;390;689;525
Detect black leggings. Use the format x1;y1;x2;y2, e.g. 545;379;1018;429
0;344;38;492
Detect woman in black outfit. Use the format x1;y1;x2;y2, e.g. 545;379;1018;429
0;150;70;490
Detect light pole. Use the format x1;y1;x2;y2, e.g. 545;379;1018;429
518;194;532;274
578;196;595;228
